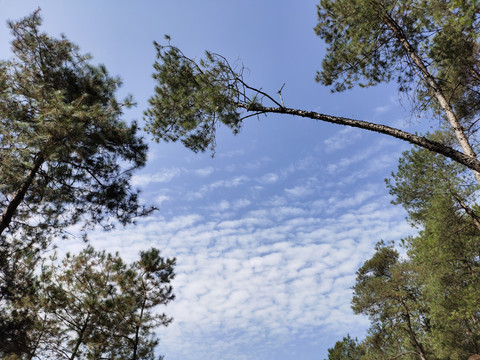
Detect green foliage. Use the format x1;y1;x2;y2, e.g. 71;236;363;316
386;132;479;225
145;41;248;153
420;1;480;125
339;140;480;359
0;12;159;358
352;242;434;359
315;0;477;90
409;196;480;359
0;247;40;357
325;334;364;360
315;0;480;144
33;246;175;359
315;0;414;92
388;143;480;358
0;11;150;239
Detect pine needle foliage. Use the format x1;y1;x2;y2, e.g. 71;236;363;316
0;11;154;357
145;40;251;153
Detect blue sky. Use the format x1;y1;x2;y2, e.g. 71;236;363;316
0;1;426;359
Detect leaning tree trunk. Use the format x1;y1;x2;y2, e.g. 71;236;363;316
242;103;480;173
381;11;480;185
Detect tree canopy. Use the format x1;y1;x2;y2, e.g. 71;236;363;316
0;12;173;359
0;11;150;241
145;0;480;180
32;246;175;360
325;335;364;360
325;140;480;359
315;0;480;182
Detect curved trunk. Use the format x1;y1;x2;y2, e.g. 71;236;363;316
241;103;480;173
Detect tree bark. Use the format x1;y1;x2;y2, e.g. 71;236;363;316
69;313;90;360
401;302;430;360
132;283;147;360
380;11;480;184
241;103;480;173
0;154;45;237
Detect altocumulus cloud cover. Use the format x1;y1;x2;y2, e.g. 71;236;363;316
76;129;416;360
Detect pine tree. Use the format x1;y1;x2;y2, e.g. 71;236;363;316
34;246;175;360
0;11;151;356
145;1;480;178
388;143;480;358
315;0;480;183
324;335;364;360
327;140;480;359
352;243;432;360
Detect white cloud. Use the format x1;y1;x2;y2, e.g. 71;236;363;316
81;188;415;360
194;167;215;177
337;152;399;186
132;168;182;186
218;149;245;158
323;127;363;153
233;199;251;209
201;175;250;192
56;127;416;360
259;173;279;184
374;104;390;115
244;156;271;170
155;194;170;205
218;200;230;211
284;185;314;198
326;184;378;213
325;137;399;176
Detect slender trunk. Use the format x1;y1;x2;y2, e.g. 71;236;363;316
28;314;47;360
401;302;429;360
456;197;480;231
442;177;480;231
380;11;480;184
132;294;147;360
69;313;90;360
0;154;45;236
241;103;480;172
